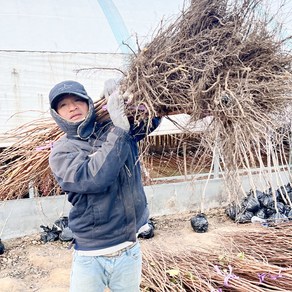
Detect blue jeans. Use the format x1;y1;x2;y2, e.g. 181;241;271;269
70;242;142;292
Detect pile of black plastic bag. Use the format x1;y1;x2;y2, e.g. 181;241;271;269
40;217;155;243
40;216;73;243
226;183;292;224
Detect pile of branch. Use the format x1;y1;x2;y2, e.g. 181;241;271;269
225;221;292;268
123;0;292;121
0;100;107;200
141;222;292;291
121;0;292;198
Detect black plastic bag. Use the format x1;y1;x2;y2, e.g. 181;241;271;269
40;216;73;242
0;239;4;255
287;209;292;220
268;212;288;224
248;189;265;202
40;225;59;243
59;227;74;241
255;208;266;219
277;184;292;202
285;183;292;193
236;211;254;223
53;216;69;232
225;202;240;220
245;196;260;213
138;219;155;239
265;207;276;217
261;194;274;208
190;213;208;233
54;216;73;242
254;190;265;201
276;202;285;214
287;191;292;202
283;205;291;217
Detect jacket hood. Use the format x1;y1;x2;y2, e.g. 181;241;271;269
49;81;96;139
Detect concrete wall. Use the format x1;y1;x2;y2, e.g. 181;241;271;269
0;169;290;240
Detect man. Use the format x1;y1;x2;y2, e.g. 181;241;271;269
48;80;160;292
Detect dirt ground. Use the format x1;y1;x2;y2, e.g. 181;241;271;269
0;208;258;292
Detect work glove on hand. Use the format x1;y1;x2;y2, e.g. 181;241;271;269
107;90;130;132
100;78;121;99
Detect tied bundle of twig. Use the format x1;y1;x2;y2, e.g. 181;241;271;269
0;99;108;200
0;118;61;200
121;0;292;200
122;0;292;121
225;221;292;268
141;223;292;291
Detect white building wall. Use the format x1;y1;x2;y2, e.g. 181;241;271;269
0;50;125;145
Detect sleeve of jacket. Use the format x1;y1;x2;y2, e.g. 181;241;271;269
49;127;131;194
129;117;161;142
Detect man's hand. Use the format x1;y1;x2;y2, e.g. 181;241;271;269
100;78;121;99
107;90;130;132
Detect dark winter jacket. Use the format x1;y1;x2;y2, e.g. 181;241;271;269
48;83;160;250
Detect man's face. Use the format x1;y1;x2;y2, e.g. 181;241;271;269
56;94;89;122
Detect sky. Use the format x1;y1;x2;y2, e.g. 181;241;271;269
267;0;292;43
0;0;291;53
0;0;185;53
